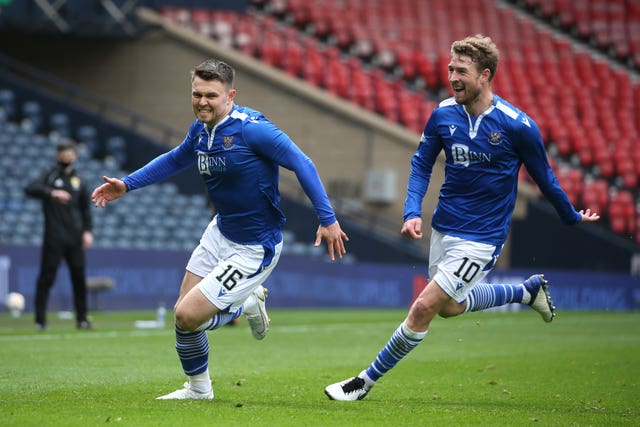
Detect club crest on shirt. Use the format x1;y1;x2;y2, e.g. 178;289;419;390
489;132;502;145
223;136;234;149
70;176;81;190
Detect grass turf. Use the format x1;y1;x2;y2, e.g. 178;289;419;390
0;309;638;426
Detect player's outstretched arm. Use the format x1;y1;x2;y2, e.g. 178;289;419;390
314;221;349;261
578;208;600;224
91;176;127;208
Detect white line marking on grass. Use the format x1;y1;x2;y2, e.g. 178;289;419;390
274;321;398;334
0;329;170;342
0;320;399;342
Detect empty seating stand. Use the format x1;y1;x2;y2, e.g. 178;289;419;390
158;1;639;244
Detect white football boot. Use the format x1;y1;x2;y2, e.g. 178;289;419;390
325;371;374;401
156;382;214;400
243;286;269;340
523;274;556;322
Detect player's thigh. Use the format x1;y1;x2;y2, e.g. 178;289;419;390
176;270;204;306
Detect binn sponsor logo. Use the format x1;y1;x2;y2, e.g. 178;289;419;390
451;143;492;167
197;152;226;176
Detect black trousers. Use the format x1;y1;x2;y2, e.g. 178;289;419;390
34;238;88;325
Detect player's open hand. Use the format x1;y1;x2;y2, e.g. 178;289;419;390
91;176;127;208
578;208;600;223
401;217;423;240
314;221;349;261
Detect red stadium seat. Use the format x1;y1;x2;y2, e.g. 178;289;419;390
159;1;640;241
582;179;609;214
608;190;636;235
556;166;581;205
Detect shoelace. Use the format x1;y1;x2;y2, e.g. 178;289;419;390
341;377;366;393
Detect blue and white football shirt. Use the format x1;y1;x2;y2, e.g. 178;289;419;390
123;104;336;252
404;95;581;246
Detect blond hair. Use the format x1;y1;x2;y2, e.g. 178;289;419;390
451;34;499;81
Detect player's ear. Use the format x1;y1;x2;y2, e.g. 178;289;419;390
227;89;237;103
481;68;491;84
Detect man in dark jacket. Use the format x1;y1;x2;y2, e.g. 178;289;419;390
25;139;93;330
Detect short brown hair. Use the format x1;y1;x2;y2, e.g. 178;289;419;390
191;59;235;87
56;138;77;152
451;34;499;81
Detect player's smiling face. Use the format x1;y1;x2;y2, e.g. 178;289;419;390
448;54;483;106
191;76;236;128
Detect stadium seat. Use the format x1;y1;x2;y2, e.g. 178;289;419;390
50;112;72;138
190;8;213;37
581;178;609;214
21;100;43;131
0;88;16;119
608;190;636;236
76;124;100;155
106;135;127;166
159;6;191;28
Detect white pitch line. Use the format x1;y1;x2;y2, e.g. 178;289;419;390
0;320;399;342
0;329;170;342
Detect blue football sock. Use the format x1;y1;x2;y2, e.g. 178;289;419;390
193;307;244;331
205;308;243;331
175;325;209;376
465;283;525;313
365;321;427;382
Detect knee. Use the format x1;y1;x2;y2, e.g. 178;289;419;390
174;307;198;331
411;296;440;316
407;296;440;328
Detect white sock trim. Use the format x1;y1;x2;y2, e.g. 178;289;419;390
194;318;214;331
189;369;212;393
521;285;532;305
358;370;374;386
401;321;428;340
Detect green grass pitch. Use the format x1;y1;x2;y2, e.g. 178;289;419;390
0;308;638;426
